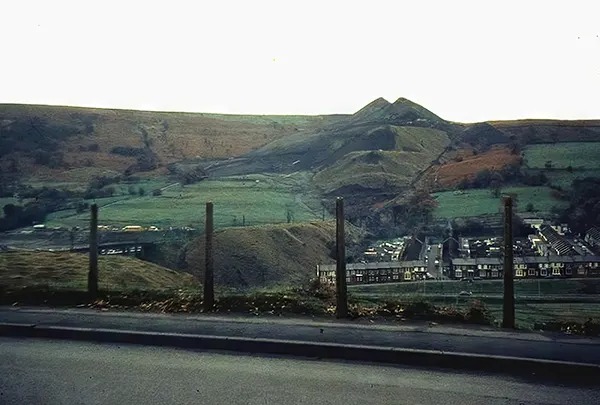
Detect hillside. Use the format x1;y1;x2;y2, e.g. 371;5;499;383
2;99;600;233
184;221;363;289
313;126;450;194
351;97;444;125
202;98;454;179
0;251;197;292
489;119;600;144
428;146;521;189
0;104;339;182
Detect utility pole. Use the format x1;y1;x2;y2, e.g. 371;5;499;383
88;204;99;299
502;196;515;328
335;197;348;318
203;202;215;310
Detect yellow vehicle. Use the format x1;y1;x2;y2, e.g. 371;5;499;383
122;225;144;232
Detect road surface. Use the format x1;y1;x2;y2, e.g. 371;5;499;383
2;307;600;365
1;337;598;405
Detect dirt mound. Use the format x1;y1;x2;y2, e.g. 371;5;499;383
313;126;450;194
460;122;510;150
184;221;363;289
352;97;444;124
352;97;393;121
0;251;197;292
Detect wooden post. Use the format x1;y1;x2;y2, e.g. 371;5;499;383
502;196;515;328
203;202;215;310
335;197;348;318
88;204;99;299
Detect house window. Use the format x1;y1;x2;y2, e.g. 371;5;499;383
541;269;547;276
491;270;498;278
578;268;586;275
528;269;536;276
565;268;572;276
516;269;524;277
455;270;462;278
552;268;561;276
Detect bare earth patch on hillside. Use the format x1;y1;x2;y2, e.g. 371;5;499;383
431;146;520;188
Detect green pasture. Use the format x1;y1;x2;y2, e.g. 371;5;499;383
433;186;567;218
523;142;600;170
44;173;326;229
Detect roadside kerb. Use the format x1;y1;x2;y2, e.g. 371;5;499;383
1;322;598;380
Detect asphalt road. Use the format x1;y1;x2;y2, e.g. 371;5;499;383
1;337;598;405
2;307;600;365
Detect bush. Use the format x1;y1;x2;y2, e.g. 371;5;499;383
464;300;492;324
110;146;145;157
152;189;162;196
403;301;436;318
75;201;89;214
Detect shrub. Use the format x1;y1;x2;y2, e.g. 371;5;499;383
464;300;492;324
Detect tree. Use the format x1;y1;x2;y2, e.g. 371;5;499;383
491;186;501;198
152;188;162;196
138;187;146;196
526;202;535;212
545;161;553;169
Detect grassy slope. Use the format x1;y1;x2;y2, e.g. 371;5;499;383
0;251;197;292
313;126;449;193
520;142;600;190
185;221;363;289
350;278;597;296
0;104;338;181
433;186;567;218
523;142;600;169
534;169;600;189
351;278;600;328
45;173;325;229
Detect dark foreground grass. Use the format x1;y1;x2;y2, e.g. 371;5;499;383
2;252;599;336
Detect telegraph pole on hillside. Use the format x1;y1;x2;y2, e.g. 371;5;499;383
88;204;99;299
335;197;348;318
204;202;215;310
502;196;515;328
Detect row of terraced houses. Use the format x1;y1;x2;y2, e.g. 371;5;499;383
317;255;600;285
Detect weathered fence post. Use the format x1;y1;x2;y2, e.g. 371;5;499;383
335;197;348;318
88;204;99;299
203;202;215;310
502;196;515;328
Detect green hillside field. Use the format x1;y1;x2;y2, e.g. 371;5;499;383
433;186;567;218
44;173;326;229
523;142;600;170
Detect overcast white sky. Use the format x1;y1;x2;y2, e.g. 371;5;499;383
1;0;598;122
